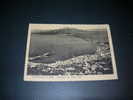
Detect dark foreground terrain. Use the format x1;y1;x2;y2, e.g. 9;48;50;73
27;42;113;75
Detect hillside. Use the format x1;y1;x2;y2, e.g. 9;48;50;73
27;42;113;75
32;28;108;42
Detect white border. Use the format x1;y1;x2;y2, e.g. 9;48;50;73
24;24;118;81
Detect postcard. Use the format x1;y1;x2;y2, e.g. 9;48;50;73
24;24;118;81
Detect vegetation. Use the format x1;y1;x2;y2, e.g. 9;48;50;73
27;42;113;75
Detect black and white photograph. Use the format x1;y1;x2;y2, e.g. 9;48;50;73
24;24;118;81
